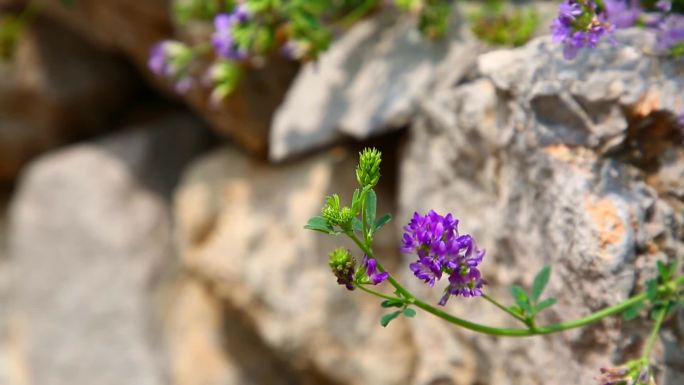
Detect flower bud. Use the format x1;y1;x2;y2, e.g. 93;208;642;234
329;248;356;290
356;148;382;188
321;195;354;229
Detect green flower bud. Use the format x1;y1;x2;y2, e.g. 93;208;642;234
329;248;356;290
356;148;382;188
321;194;354;229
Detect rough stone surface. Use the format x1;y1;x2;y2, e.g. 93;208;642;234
174;145;416;385
0;16;137;182
269;12;483;161
399;31;684;385
6;114;211;385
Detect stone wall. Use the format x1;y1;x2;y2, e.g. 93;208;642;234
0;3;682;385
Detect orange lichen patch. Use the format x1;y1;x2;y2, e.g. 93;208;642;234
543;144;596;168
585;197;625;251
631;90;660;118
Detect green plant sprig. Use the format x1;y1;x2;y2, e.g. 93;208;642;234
306;147;684;338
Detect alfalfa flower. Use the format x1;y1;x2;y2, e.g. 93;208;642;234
401;211;486;305
212;4;253;60
329;248;356;290
550;0;616;59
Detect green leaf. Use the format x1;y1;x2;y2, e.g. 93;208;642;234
380;311;402;327
351;189;361;214
622;301;645;321
304;216;334;234
374;213;392;231
380;299;404;308
511;285;531;314
403;308;417;318
352;217;363;232
531;266;551;302
646;279;658;302
365;189;377;230
534;298;557;314
509;306;523;316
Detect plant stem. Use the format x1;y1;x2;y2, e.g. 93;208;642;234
355;257;684;337
345;232;413;300
336;0;379;29
482;293;528;324
357;284;405;302
345;227;684;337
641;306;668;361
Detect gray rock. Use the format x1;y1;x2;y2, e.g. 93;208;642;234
174;146;416;385
6;114;211;385
400;32;684;385
269;11;482;161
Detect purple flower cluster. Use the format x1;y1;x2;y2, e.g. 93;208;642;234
604;0;642;28
657;13;684;51
551;0;616;60
551;0;684;59
212;4;252;60
401;211;486;305
147;40;195;93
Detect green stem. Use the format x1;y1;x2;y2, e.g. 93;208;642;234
357;284;405;302
346;231;413;300
482;293;528;324
641;306;668;361
335;0;379;29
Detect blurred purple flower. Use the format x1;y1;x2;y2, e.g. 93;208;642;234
212;4;253;60
656;14;684;51
604;0;642;29
551;0;616;59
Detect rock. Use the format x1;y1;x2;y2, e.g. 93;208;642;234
29;0;299;156
6;113;211;385
0;16;137;182
269;11;483;161
164;277;307;385
174;145;416;385
399;31;684;385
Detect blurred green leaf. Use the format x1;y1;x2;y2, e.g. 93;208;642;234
533;297;557;315
531;266;551;302
380;299;403;308
622;301;645;321
365;189;376;230
403;308;417;318
374;213;392;232
646;279;658;302
304;216;335;234
380;310;402;327
511;285;531;314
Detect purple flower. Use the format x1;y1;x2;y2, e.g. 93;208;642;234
402;211;486;304
409;257;443;287
362;255;389;285
212;4;253;60
439;268;486;305
148;40;188;77
656;14;684;51
604;0;642;29
678;112;684;126
148;42;169;76
656;0;671;12
551;0;616;60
